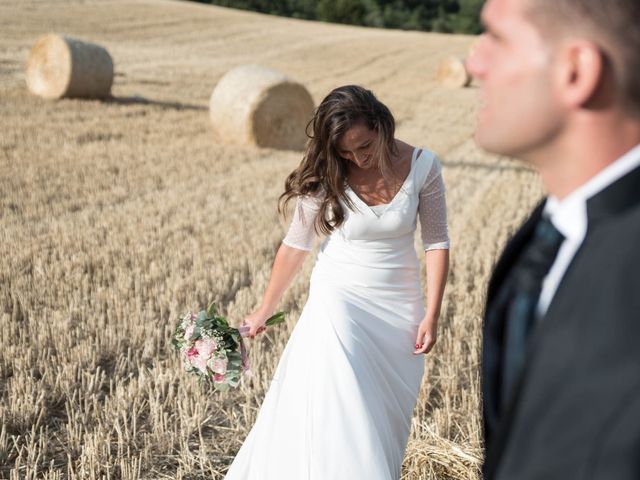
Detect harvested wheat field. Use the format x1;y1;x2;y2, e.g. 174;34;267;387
0;0;543;478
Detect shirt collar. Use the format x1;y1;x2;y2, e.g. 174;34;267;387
543;142;640;242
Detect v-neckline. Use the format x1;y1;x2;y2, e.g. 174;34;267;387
346;147;420;217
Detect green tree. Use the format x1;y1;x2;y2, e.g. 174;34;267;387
186;0;485;34
451;0;484;33
316;0;380;27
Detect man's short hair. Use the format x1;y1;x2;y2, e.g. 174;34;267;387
527;0;640;116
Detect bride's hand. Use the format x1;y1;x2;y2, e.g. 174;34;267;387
413;315;438;355
243;308;271;339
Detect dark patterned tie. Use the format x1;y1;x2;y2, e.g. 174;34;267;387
499;216;565;409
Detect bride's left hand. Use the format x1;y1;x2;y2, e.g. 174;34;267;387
413;315;438;355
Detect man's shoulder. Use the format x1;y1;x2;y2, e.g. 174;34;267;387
562;202;640;303
589;199;640;247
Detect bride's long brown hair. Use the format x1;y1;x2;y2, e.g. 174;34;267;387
278;85;399;235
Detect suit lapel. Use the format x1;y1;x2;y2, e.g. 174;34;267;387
586;163;640;224
486;200;546;307
482;200;545;478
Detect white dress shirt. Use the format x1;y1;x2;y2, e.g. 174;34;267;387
536;143;640;319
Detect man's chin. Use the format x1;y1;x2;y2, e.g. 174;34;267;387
473;127;500;154
473;126;518;158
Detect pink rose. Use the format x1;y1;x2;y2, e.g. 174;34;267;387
186;347;208;373
189;352;208;373
186;347;198;358
209;356;228;375
186;339;218;373
194;338;217;358
213;373;225;383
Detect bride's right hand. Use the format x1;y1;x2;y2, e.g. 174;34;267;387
243;308;271;339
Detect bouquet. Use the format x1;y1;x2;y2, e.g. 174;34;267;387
171;302;285;391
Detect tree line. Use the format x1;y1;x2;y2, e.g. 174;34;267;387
189;0;485;34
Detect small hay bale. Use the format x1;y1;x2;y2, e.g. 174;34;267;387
209;64;315;151
436;56;471;89
26;33;114;99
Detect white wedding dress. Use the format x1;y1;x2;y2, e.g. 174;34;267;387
225;147;449;480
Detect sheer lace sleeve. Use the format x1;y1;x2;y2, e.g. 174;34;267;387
418;156;450;251
281;194;323;251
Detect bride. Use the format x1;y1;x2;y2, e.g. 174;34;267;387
225;85;450;479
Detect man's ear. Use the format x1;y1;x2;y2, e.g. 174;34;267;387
554;40;605;110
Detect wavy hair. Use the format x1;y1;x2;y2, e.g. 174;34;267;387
278;85;399;235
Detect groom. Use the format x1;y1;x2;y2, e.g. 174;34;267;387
466;0;640;478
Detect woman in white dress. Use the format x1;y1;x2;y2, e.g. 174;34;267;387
225;85;450;480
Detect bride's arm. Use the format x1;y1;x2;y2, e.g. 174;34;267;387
414;155;450;354
245;244;309;338
425;250;449;323
414;249;449;353
244;194;322;337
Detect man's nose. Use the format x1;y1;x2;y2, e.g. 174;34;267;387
466;34;488;80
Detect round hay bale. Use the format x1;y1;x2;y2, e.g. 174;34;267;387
209;64;315;151
436;56;471;89
26;33;114;99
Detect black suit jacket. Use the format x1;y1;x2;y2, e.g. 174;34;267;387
482;164;640;480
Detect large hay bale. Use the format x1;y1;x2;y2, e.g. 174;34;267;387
209;64;315;151
26;33;114;100
436;56;471;89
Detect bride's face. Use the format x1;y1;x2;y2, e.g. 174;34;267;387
336;122;378;170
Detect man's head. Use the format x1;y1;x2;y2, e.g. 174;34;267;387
467;0;640;162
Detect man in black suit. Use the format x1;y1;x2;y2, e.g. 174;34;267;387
466;0;640;478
